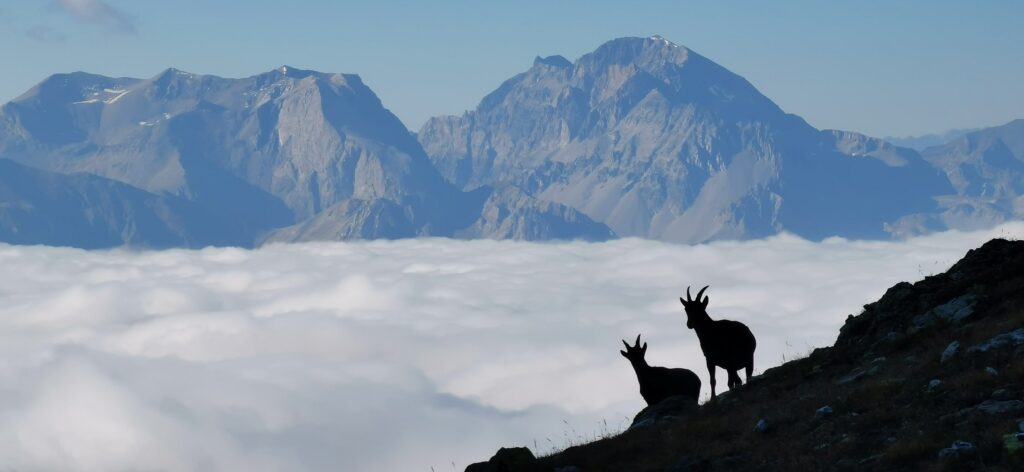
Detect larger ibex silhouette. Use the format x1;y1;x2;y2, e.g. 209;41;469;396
680;285;756;398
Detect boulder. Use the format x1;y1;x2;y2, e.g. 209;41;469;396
465;447;539;472
938;440;977;460
630;395;698;430
940;341;960;363
969;328;1024;354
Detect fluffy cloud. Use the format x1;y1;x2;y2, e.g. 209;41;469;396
1;223;1022;470
53;0;136;34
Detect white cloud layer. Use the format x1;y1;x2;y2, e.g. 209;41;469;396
1;223;1022;470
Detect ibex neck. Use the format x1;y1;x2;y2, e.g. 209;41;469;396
629;360;651;373
690;309;712;322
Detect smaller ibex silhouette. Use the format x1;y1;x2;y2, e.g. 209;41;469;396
621;334;701;406
680;286;756;398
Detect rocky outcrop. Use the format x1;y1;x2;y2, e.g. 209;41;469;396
467;239;1024;470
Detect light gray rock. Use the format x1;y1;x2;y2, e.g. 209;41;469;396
975;400;1024;415
938;440;977;460
815;405;834;418
754;418;768;433
941;340;960;363
914;295;980;330
969;329;1024;354
927;379;943;392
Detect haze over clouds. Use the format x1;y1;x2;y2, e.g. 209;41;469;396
1;224;1022;470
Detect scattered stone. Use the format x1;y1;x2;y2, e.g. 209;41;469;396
938;440;977;460
630;395;697;430
977;400;1024;415
858;454;883;465
993;389;1011;400
985;367;999;376
465;447;538;472
940;341;960;363
1018;419;1024;433
754;418;768;433
969;328;1024;354
927;379;942;392
885;437;897;444
837;367;867;385
871;356;887;364
815;406;834;419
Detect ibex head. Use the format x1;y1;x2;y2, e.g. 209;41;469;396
620;334;648;364
679;285;710;329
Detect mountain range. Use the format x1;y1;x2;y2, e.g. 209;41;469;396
1;36;1020;248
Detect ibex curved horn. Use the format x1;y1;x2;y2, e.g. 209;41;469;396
696;285;709;302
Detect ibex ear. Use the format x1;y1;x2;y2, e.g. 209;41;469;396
701;296;709;309
620;350;629;358
679;297;687;306
622;340;631;350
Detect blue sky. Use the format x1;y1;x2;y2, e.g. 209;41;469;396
2;0;1022;137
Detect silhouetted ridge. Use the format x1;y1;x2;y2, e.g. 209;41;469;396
467;238;1024;470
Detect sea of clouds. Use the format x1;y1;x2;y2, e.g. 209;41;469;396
1;222;1022;471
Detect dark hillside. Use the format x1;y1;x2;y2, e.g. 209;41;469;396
467;238;1024;471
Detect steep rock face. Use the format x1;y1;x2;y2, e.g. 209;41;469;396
0;159;250;248
419;36;953;242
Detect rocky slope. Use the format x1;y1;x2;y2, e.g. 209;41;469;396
419;36;954;242
0;67;613;246
466;238;1024;471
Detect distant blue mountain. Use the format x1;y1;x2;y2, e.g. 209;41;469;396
0;159;251;248
886;119;1024;236
0;67;614;247
419;36;955;242
1;36;1018;248
883;129;978;151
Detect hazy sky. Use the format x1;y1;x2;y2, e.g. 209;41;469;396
2;1;1022;139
